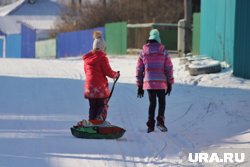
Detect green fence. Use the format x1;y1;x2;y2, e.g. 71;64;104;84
127;26;151;50
105;22;127;55
192;13;200;55
155;27;177;51
35;39;56;58
127;23;177;51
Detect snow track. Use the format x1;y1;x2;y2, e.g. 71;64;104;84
0;57;250;167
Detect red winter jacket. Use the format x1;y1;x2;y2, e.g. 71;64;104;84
83;50;117;98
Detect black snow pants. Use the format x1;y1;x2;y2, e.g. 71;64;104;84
147;89;166;121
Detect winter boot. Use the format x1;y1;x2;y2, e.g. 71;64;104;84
75;120;92;128
146;119;155;133
89;114;105;125
157;116;168;132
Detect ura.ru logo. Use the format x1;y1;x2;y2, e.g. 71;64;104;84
188;153;245;163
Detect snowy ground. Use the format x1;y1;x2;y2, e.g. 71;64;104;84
0;55;250;167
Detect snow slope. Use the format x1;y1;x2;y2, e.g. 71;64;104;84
0;56;250;167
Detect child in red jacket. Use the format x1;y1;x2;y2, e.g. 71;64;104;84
82;33;119;124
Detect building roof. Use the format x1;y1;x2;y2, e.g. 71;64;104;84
0;16;57;34
21;18;56;30
0;0;62;35
9;0;62;16
0;0;25;16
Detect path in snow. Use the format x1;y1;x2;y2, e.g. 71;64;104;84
0;57;250;167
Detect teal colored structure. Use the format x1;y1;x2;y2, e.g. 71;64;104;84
0;34;21;58
200;0;250;78
200;0;235;66
6;34;21;58
233;0;250;79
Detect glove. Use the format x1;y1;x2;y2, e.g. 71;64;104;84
137;86;144;98
165;83;172;96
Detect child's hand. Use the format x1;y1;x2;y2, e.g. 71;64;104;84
137;86;144;98
165;83;172;96
115;71;120;79
114;71;120;81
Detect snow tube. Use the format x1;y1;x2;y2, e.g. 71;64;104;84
71;125;126;139
188;59;221;76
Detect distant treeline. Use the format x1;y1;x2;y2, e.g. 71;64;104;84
50;0;184;37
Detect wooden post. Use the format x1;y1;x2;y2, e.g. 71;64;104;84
184;0;192;54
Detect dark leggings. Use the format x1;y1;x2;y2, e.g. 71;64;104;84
147;90;166;120
88;98;108;121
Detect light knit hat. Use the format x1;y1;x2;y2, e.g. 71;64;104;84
148;29;161;43
93;38;106;51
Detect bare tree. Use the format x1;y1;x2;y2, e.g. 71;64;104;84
51;0;184;37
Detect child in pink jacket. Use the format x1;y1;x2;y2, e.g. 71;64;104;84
136;29;174;133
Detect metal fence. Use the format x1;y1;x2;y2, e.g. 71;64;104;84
6;34;21;58
36;39;56;59
127;23;178;51
200;0;235;66
21;24;36;58
233;0;250;79
56;27;105;58
105;22;127;55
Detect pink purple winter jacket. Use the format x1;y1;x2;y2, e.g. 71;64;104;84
136;42;174;90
